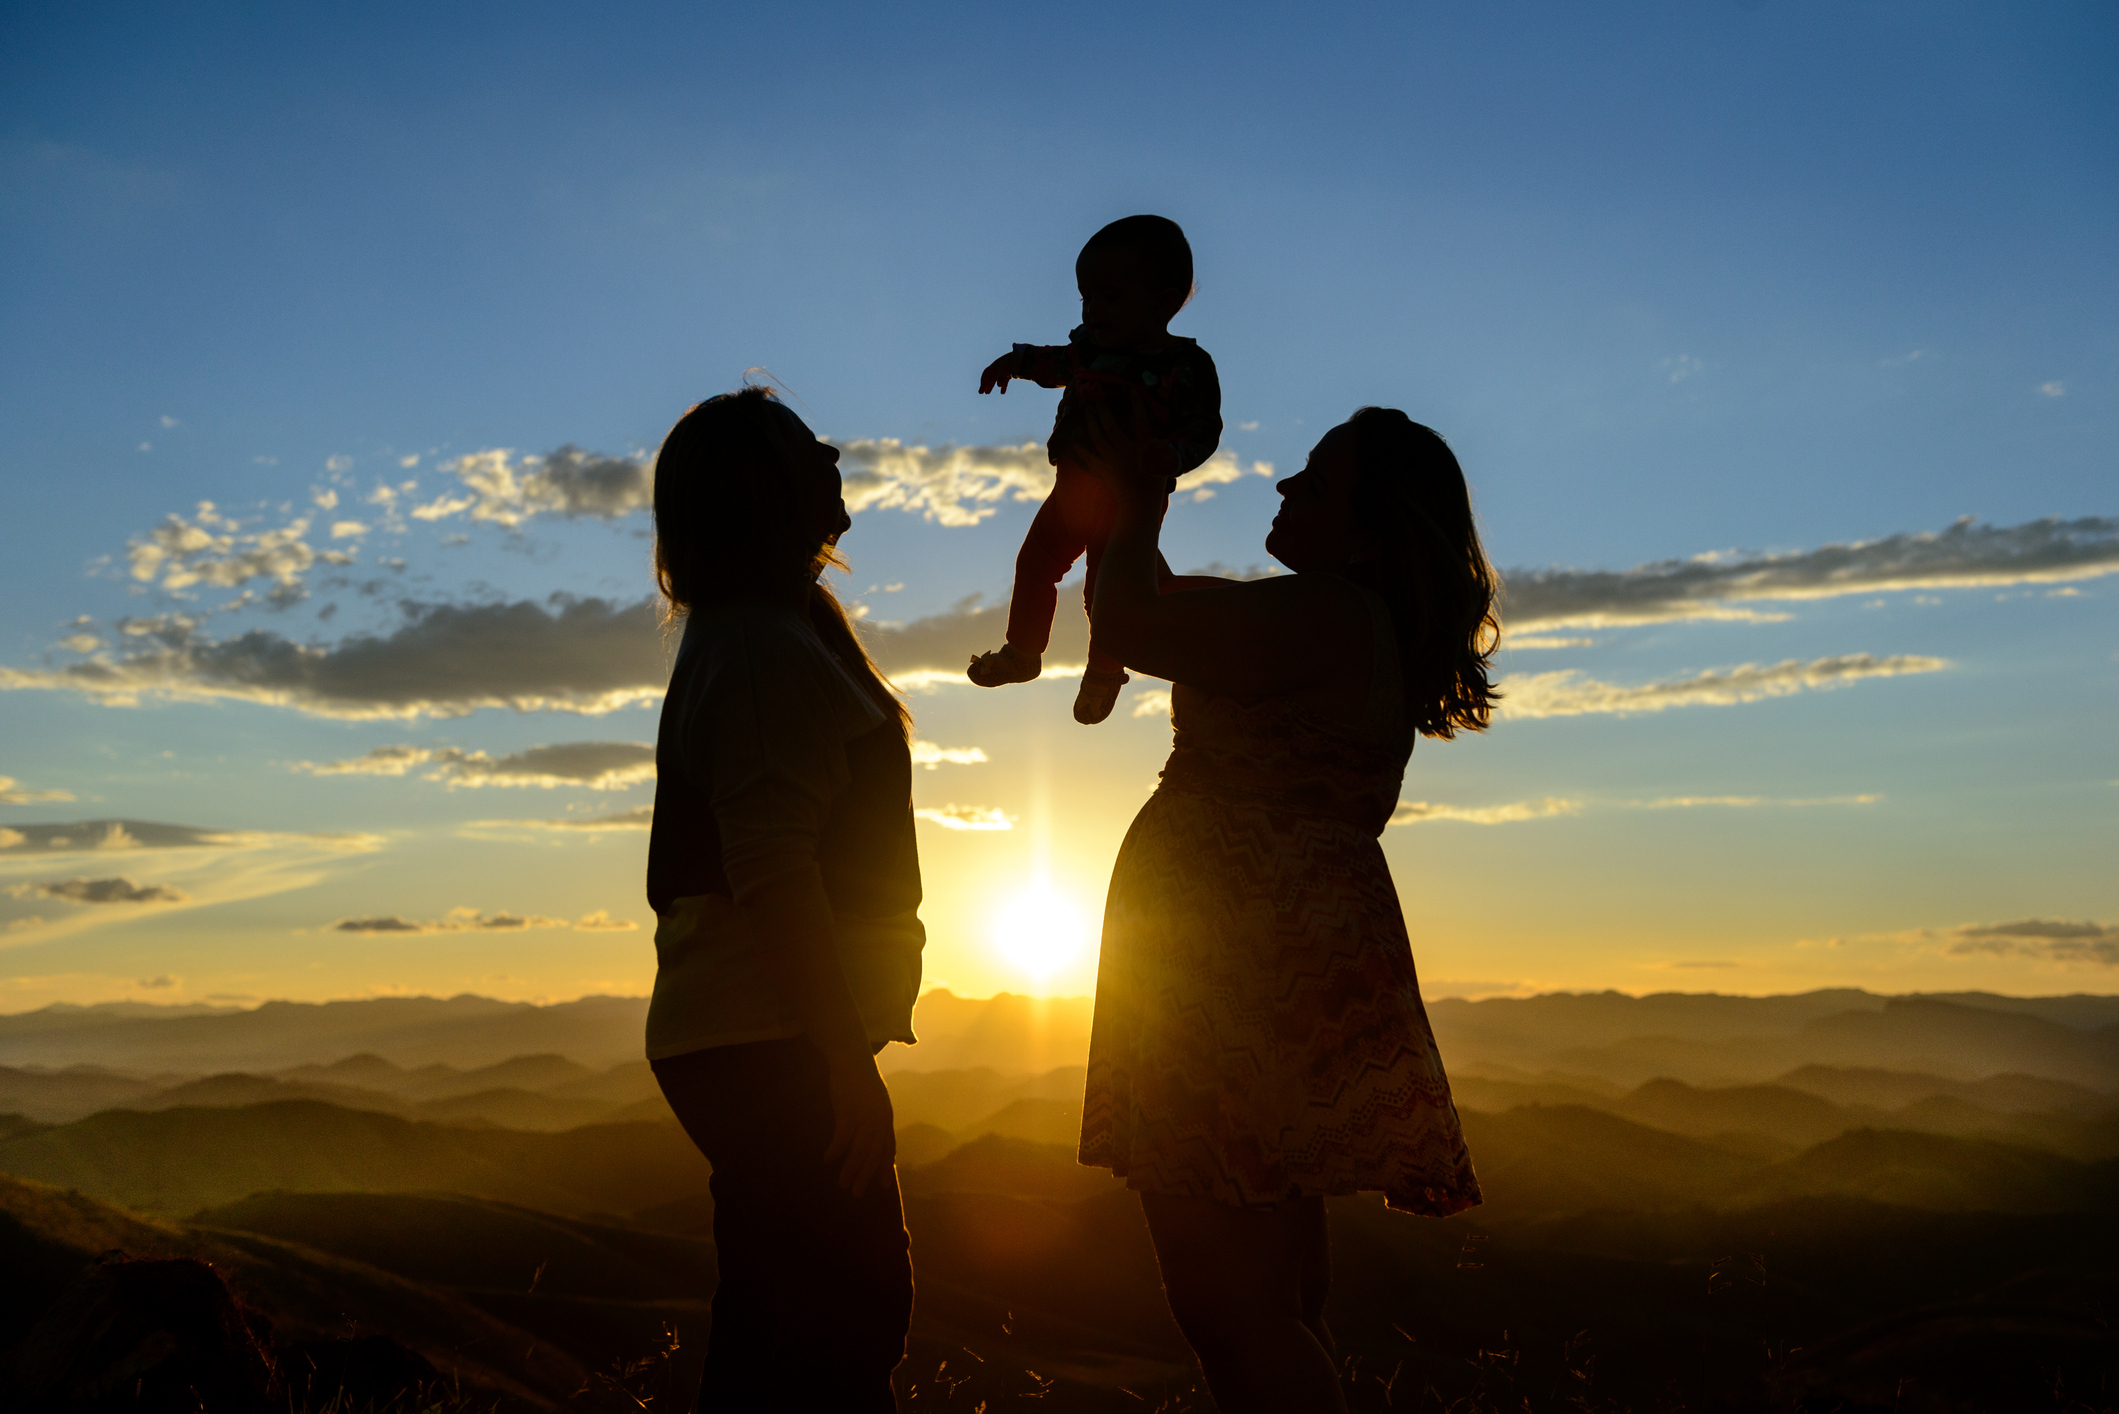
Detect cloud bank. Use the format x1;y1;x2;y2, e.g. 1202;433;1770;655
8;515;2093;720
2;596;668;720
1947;918;2118;966
1504;516;2118;631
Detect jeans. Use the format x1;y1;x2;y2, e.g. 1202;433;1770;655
653;1037;912;1412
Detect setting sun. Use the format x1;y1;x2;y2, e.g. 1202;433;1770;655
989;879;1091;981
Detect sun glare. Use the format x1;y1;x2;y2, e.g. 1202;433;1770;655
990;879;1089;981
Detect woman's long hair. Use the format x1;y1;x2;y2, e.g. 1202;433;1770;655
1343;408;1501;739
652;387;910;735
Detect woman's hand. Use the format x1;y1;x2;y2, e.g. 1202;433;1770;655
822;1049;897;1197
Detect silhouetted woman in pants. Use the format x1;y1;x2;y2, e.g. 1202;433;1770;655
644;387;923;1411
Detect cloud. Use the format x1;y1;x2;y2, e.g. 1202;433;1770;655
412;446;653;527
469;806;655;832
914;804;1014;831
1946;918;2117;965
123;501;354;600
295;740;656;789
1503;516;2119;631
1497;653;1947;719
331;906;633;934
1131;689;1173;718
1172;449;1275;503
0;595;669;720
2040;381;2066;398
834;438;1053;527
0;776;74;805
7;876;189;904
1633;793;1880;809
1388;797;1580;826
909;740;988;769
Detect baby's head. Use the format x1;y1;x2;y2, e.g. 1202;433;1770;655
1076;215;1194;349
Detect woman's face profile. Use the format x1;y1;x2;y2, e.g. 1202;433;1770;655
767;405;852;547
1266;425;1373;573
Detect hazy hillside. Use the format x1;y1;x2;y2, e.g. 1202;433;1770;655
0;1100;711;1217
0;994;651;1072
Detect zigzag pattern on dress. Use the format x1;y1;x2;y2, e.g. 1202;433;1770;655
1077;628;1481;1218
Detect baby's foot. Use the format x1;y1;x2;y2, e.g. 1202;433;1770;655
1073;669;1130;725
968;643;1042;687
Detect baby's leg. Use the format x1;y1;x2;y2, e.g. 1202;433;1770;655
969;474;1095;688
1003;487;1089;657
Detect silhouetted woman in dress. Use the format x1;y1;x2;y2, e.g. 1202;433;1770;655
1072;401;1497;1413
645;387;922;1411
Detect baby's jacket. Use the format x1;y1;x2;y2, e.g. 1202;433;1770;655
1013;327;1223;487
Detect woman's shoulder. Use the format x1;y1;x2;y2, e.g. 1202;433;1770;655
682;598;882;730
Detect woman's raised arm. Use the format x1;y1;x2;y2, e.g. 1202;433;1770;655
1078;396;1373;700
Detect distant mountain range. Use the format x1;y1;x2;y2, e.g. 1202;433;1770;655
4;986;2116;1086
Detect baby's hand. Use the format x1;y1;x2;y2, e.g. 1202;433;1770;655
979;350;1021;395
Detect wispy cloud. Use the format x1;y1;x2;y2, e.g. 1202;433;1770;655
332;907;636;934
1946;918;2116;965
0;776;74;805
909;740;988;769
914;804;1014;831
0;819;385;948
1632;793;1881;809
6;876;189;904
0;819;379;855
1503;516;2119;631
466;806;654;833
1498;653;1948;719
294;741;655;789
1388;797;1580;826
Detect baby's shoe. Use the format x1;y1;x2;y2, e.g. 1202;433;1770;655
1073;669;1129;725
968;642;1042;687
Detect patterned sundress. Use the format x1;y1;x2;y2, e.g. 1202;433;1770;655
1077;592;1481;1217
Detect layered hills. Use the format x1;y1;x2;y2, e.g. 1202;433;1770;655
2;985;2115;1410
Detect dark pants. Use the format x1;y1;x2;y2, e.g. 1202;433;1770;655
1006;463;1170;677
653;1037;912;1413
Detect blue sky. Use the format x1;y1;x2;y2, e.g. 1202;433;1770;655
1;1;2113;1012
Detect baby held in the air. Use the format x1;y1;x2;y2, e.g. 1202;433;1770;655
970;214;1223;724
